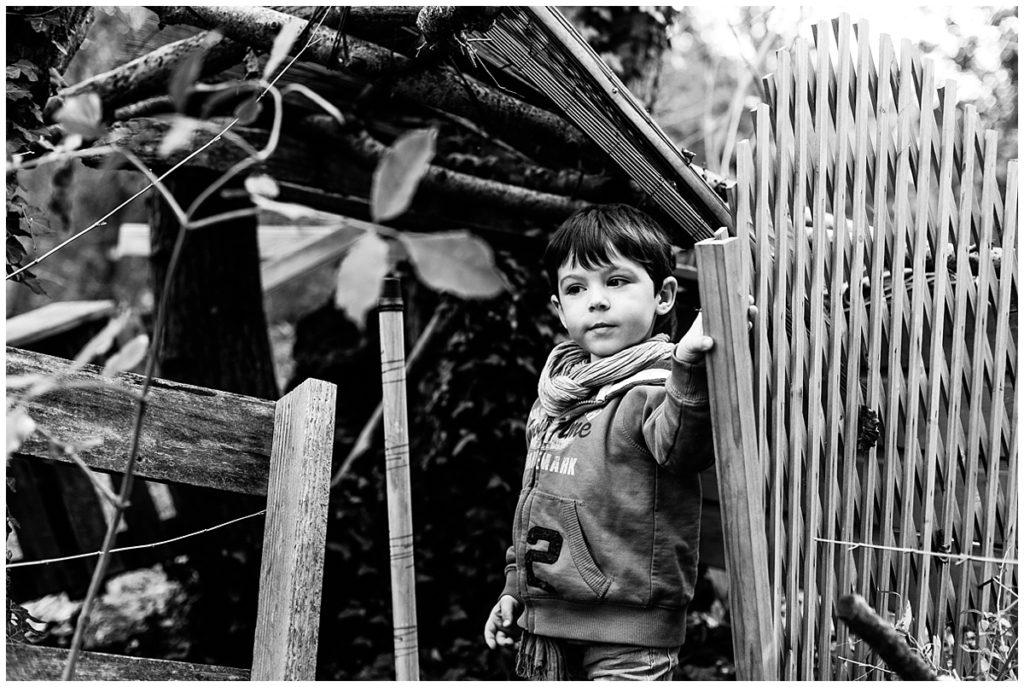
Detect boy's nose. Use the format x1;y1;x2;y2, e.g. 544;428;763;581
589;291;609;311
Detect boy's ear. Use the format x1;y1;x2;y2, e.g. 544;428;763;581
656;276;678;316
549;294;568;329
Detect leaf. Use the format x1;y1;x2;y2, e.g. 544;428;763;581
334;231;390;329
53;93;105;139
168;32;222;112
6;406;37;460
399;231;508;299
263;20;303;81
370;128;437;222
233;97;261;125
157;116;200;158
244;174;279;199
101;334;149;377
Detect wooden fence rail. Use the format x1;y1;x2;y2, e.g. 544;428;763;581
6;347;337;681
724;14;1017;680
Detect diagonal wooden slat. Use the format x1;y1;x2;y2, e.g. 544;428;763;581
833;19;875;679
739;15;1015;680
913;78;960;643
952;129;1000;673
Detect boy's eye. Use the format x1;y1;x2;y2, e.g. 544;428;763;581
607;277;628;287
565;284;584;295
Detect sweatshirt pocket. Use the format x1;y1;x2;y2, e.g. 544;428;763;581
523;491;612;601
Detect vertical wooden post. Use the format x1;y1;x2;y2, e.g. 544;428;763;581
251;378;337;681
378;277;420;681
695;236;777;681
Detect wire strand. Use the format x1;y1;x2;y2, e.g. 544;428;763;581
6;509;266;569
816;536;1018;567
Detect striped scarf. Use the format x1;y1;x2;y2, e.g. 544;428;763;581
536;334;675;418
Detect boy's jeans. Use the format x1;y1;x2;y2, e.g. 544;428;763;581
562;641;680;681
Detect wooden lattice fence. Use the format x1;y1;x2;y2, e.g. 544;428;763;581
728;15;1017;680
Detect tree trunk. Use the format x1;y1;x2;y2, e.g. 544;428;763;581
148;171;276;665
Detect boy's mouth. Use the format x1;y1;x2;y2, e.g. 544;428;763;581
588;322;614;331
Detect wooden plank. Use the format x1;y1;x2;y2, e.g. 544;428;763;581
696;236;777;681
115;223;338;260
833;20;875;678
913;79;959;643
6;301;116;348
952;130;999;672
116;222;366;295
7;347;275;496
936;106;980;633
6;641;248;680
817;15;854;678
377;278;420;681
251;377;336;681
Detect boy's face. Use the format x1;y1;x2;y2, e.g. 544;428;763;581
550;248;677;362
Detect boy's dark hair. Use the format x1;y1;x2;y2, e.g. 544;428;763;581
544;204;678;337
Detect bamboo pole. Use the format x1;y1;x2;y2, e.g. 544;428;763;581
378;276;420;681
696;235;777;681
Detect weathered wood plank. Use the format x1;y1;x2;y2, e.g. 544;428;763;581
7;347;275;495
696;236;777;681
6;641;249;680
251;378;336;681
6;301;116;347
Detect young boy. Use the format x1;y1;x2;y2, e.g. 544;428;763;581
483;204;735;680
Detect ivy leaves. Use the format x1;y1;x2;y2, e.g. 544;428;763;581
333;128;508;328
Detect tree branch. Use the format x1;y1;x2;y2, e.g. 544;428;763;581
51;31;247;115
146;5;596;162
85;116;591;225
307;115;589;222
836;594;938;681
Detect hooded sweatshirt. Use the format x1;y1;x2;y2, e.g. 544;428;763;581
500;355;713;648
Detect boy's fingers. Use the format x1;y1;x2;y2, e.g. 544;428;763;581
499;597;516;626
701;336;714;351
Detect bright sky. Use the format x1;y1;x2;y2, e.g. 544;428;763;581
676;5;1015;102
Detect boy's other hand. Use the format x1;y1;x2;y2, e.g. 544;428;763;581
483;595;522;649
675;297;758;364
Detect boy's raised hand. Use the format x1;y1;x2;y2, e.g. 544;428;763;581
674;297;758;364
483;595;522;649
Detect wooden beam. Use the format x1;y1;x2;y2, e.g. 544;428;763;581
6;301;116;347
251;378;336;680
114;222;366;294
7;347;275;496
6;641;249;680
695;236;777;681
